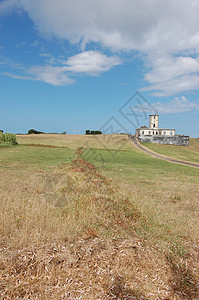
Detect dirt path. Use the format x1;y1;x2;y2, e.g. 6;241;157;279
129;135;199;169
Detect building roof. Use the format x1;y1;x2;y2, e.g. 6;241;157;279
137;128;175;130
158;129;175;131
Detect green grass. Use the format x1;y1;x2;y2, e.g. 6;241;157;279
141;138;199;163
0;142;16;148
82;148;199;179
82;148;199;246
0;145;74;170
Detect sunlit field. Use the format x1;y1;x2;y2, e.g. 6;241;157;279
16;133;133;151
141;138;199;163
0;134;198;298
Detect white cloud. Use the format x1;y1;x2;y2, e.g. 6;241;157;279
2;0;199;94
0;56;23;69
3;67;74;86
142;74;199;97
26;66;74;86
135;96;199;114
152;96;199;114
3;51;121;85
2;72;32;81
65;51;121;75
141;55;199;96
144;56;199;85
2;0;197;54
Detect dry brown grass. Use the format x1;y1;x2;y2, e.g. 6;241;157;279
16;134;133;151
120;176;199;245
0;237;174;299
0;148;198;299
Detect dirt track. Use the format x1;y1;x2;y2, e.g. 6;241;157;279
129;135;199;169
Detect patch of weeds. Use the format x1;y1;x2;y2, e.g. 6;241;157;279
171;194;182;203
174;195;182;201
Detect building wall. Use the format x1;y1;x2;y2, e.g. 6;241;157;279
136;129;175;137
162;130;175;136
138;135;189;146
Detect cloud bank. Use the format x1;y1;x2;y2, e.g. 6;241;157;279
2;0;198;53
1;0;199;94
135;96;199;114
153;96;199;114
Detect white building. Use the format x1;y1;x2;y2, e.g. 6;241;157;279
136;115;175;138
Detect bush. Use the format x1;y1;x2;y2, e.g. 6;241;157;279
0;133;17;145
85;130;102;135
28;129;44;134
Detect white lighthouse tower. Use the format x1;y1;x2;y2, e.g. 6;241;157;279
149;115;159;129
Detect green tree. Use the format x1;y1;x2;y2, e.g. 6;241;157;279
28;129;44;134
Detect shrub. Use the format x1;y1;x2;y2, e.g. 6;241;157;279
0;133;17;145
0;133;4;142
28;129;44;134
85;130;102;135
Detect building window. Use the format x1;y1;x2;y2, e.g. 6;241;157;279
153;131;154;135
156;131;158;135
163;131;166;135
153;124;155;128
154;116;155;119
149;131;151;134
142;131;144;134
170;131;173;135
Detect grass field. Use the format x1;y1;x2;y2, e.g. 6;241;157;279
0;134;198;298
16;133;133;151
141;138;199;163
83;147;199;243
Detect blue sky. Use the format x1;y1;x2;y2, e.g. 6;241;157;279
0;0;199;137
